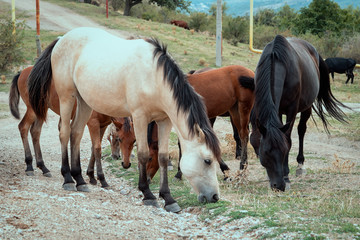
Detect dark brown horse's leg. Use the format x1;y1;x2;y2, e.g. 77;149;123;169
174;140;182;180
157;119;181;213
30;118;51;177
296;108;311;177
18;111;36;176
69;98;93;192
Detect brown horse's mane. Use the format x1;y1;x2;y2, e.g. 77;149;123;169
145;38;221;161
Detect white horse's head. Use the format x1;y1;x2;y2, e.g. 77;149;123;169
179;129;220;203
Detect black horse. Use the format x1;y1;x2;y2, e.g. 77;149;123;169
250;35;348;191
325;57;356;84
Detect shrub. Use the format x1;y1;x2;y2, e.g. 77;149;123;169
189;12;208;32
111;0;123;11
338;33;360;63
0;14;26;71
223;16;249;46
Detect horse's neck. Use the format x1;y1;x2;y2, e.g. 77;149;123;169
272;63;286;111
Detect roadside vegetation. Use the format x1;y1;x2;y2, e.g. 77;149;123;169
0;0;359;238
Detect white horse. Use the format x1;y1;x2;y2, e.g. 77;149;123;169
28;27;221;212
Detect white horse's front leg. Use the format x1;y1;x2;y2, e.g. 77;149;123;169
132;114;158;207
157;118;181;213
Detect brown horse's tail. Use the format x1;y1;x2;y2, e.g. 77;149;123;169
313;55;350;133
239;76;255;91
28;38;59;121
9;71;21;119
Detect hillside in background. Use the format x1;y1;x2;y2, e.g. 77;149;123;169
189;0;360;16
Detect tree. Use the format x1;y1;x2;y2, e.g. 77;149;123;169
123;0;191;16
276;4;297;31
294;0;343;37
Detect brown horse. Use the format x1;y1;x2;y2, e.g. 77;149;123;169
146;65;255;180
107;119;136;161
9;66;135;188
170;20;190;30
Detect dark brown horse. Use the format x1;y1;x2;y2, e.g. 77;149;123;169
251;35;348;191
146;65;255;180
9;66;135;188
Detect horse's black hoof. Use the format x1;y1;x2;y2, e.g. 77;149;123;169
77;184;90;192
165;202;181;213
43;172;52;178
89;178;97;185
100;181;110;188
143;199;159;208
25;171;34;176
63;183;77;191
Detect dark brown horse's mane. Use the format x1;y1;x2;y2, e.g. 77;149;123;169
254;35;290;150
145;38;221;161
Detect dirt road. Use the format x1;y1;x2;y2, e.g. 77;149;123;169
1;0;131;38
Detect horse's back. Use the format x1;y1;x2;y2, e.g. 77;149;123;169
51;27;158;118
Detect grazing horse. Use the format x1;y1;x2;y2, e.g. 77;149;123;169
146;65;255;180
170;20;190;30
324;57;356;84
9;66;135;188
27;27;221;212
107;119;136;161
251;35;348;191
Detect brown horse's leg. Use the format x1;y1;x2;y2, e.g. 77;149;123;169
18;110;36;176
96;126;109;188
30;118;51;177
69;97;93;192
86;119;100;186
230;104;250;170
132;115;158;207
157;118;181;213
229;116;241;159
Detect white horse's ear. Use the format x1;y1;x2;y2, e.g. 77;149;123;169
195;124;205;142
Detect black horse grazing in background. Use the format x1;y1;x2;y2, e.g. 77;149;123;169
251;35;349;191
325;57;356;84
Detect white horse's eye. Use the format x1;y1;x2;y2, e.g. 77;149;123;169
204;159;211;165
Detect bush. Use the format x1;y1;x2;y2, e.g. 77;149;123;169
0;14;26;71
189;12;208;32
223;16;249;46
338;33;360;63
111;0;123;11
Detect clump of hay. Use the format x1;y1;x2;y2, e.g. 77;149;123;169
190;29;195;35
223;169;249;189
184;50;187;55
327;154;355;173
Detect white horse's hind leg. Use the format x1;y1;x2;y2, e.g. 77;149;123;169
157;118;181;213
70;96;93;192
59;96;76;191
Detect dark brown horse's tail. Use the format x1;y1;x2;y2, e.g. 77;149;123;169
28;39;59;121
9;71;21;119
313;55;350;133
